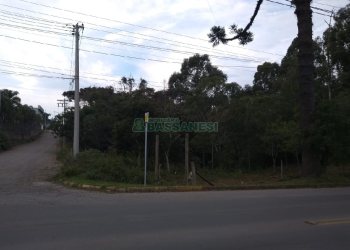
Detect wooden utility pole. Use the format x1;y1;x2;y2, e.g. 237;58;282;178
73;23;84;158
185;133;189;184
155;134;160;180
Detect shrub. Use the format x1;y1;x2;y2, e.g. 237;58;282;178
0;132;10;151
59;149;144;184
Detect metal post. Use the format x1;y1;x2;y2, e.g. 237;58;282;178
191;161;196;185
155;134;159;180
185;133;189;184
144;112;149;186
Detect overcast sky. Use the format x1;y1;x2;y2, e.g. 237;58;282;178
0;0;348;116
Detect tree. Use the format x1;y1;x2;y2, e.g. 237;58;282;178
324;4;350;91
208;0;320;176
120;76;135;93
0;89;21;124
253;62;280;93
139;78;148;90
168;54;227;116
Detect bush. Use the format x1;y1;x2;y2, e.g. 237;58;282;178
59;149;144;184
0;132;10;151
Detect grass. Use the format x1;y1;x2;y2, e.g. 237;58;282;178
56;146;350;192
58;165;350;192
201;165;350;187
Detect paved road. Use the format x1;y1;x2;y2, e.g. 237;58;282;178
0;132;350;249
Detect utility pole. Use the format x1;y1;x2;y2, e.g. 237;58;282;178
73;23;84;158
57;98;68;146
57;98;68;124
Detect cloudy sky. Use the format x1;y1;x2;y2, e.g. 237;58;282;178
0;0;348;116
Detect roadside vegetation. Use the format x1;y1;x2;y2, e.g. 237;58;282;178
56;145;350;190
53;4;350;190
0;90;44;151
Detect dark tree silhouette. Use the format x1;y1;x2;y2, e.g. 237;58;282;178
293;0;320;176
208;0;320;176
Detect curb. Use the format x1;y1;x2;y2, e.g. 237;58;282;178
61;180;350;193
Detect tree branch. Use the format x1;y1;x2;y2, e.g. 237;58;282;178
208;0;264;46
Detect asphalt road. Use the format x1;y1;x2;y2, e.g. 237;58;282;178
0;132;350;250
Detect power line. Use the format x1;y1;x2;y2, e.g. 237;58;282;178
0;21;70;37
0;33;261;69
0;59;72;73
0;33;73;49
0;59;149;85
0;20;262;65
308;1;342;10
0;59;166;86
0;6;276;61
0;63;72;78
0;9;71;30
83;35;263;63
0;7;273;63
0;16;67;34
16;0;210;41
85;26;268;61
283;0;333;13
0;69;71;79
6;1;284;57
266;0;333;17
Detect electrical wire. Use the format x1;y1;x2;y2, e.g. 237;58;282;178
0;33;261;69
1;2;284;57
0;59;167;85
0;20;262;66
16;0;211;41
83;35;263;63
0;69;71;79
266;0;333;17
0;6;274;62
283;0;334;13
0;9;71;30
0;7;274;63
312;1;342;9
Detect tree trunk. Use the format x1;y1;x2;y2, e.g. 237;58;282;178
294;0;320;176
137;151;141;167
271;144;277;173
164;151;170;172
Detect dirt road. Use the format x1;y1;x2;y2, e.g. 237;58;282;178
0;131;59;194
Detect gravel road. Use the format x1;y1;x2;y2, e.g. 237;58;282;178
0;131;59;193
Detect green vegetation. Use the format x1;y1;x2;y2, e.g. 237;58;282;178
53;4;350;187
59;162;350;192
0;89;44;151
57;148;145;184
